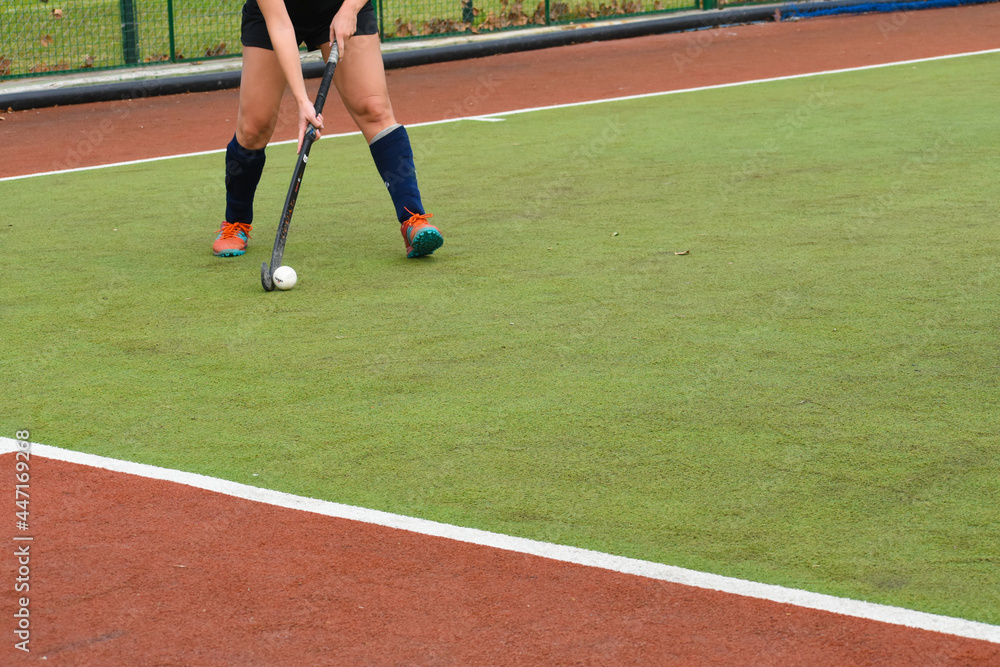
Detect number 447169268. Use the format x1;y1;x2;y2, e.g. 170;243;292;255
15;430;30;526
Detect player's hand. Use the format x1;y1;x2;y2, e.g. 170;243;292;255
297;100;323;154
329;6;357;62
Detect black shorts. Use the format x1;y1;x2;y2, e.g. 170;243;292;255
241;0;378;52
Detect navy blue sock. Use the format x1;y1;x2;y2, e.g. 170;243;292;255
369;125;424;222
225;135;266;224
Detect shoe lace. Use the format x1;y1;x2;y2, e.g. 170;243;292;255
403;208;433;229
218;222;253;240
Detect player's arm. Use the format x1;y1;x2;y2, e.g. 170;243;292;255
257;0;323;151
329;0;369;58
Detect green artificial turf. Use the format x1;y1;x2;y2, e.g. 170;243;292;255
2;53;998;623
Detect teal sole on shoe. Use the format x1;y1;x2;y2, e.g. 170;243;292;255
408;229;444;258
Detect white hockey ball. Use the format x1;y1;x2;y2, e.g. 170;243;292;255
273;265;297;290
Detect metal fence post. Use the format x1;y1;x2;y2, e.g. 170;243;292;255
167;0;177;62
462;0;474;23
119;0;139;64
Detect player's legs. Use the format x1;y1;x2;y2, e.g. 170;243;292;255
235;45;287;149
215;46;287;256
319;37;442;257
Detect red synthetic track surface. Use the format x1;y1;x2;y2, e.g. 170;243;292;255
2;454;999;664
2;5;1000;663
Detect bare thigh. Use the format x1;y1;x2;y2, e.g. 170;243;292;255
236;46;288;149
320;36;397;143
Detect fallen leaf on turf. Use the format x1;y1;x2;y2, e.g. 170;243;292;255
674;250;690;255
40;34;53;47
51;8;63;18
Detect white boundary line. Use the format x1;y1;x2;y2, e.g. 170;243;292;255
2;47;997;184
2;437;998;644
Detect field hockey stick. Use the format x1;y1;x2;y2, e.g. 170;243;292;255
261;44;339;292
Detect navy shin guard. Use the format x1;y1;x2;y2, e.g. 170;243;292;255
225;135;266;224
369;125;424;222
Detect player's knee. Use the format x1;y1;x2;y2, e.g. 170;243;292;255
237;116;277;150
353;95;393;127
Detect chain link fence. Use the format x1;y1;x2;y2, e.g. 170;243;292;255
1;0;715;79
378;1;695;39
0;0;238;78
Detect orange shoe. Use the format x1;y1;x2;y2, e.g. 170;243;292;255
400;209;443;258
213;222;252;257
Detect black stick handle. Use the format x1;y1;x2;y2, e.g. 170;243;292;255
314;44;339;116
303;45;339;147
